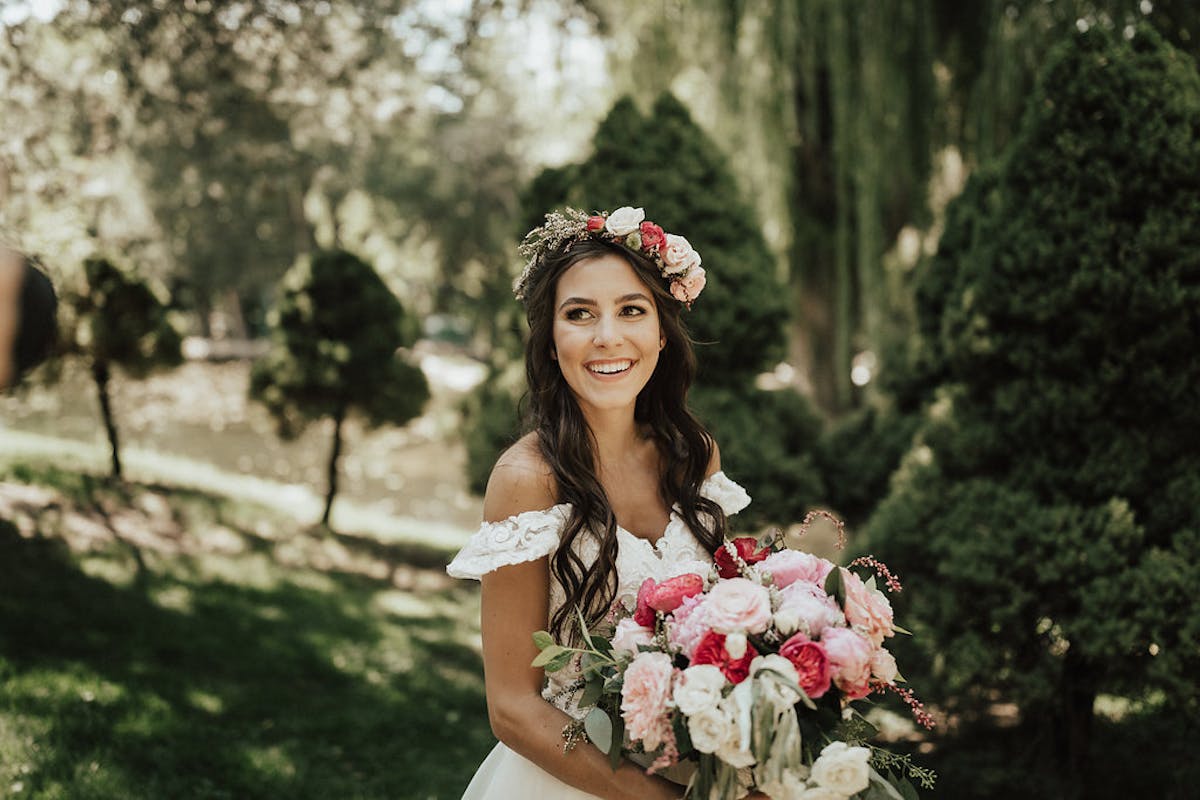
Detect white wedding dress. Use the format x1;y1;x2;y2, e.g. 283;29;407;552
446;471;752;800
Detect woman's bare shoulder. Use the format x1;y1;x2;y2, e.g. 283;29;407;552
483;433;559;522
705;436;722;479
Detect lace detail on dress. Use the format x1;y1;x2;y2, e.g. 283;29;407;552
446;504;571;580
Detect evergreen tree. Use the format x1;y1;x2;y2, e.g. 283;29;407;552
64;257;183;479
868;26;1200;795
250;250;429;528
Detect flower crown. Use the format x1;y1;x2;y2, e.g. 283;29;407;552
514;206;706;308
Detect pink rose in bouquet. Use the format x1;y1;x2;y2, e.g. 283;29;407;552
778;633;832;699
620;651;675;750
775;579;845;637
821;626;875;700
760;549;834;588
667;592;712;659
841;568;895;646
611;617;656;657
705;577;772;634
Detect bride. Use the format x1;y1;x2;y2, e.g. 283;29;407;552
448;207;765;799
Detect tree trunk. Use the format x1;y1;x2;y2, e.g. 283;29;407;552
1059;650;1096;799
320;405;346;528
92;360;122;479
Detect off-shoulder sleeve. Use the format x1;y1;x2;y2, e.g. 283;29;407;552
446;504;570;580
700;470;752;516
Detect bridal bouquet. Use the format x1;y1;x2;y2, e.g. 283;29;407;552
532;513;936;800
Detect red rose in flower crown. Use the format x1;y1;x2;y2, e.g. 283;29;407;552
639;221;666;253
713;536;772;579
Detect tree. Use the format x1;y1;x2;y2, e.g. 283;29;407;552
250;249;429;528
868;25;1200;795
64;257;183;479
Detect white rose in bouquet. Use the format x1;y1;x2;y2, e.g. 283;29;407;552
810;741;871;797
604;206;645;236
685;705;731;754
611;617;655;657
672;664;726;715
870;647;899;683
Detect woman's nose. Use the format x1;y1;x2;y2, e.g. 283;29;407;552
592;315;619;346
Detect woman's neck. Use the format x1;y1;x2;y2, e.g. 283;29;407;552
581;405;648;471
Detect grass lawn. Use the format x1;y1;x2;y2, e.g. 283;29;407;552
0;463;495;799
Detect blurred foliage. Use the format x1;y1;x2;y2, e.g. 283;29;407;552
61;256;183;478
250;249;428;525
868;24;1200;792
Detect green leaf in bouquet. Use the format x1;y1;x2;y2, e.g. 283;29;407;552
603;673;624;693
891;624;912;636
545;650;574;672
532;630;556;650
580;676;605;708
608;712;625;771
864;766;906;800
898;777;920;800
673;712;694;757
584;707;612;753
575;606;596;650
532;644;566;668
825;567;846;610
591;635;613;655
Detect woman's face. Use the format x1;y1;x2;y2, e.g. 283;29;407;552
551;253;664;417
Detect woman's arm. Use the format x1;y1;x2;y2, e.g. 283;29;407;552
477;444;682;800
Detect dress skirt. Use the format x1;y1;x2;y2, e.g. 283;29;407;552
460;742;601;799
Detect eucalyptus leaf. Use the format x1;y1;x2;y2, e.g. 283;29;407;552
575;606;595;650
584;707;612;753
545;651;573;672
608;713;625;770
531;645;565;668
579;678;604;708
532;630;555;650
867;767;906;800
899;777;920;800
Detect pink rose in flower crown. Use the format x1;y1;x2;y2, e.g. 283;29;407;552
661;233;701;276
586;215;606;231
778;633;832;699
760;549;835;589
841;568;895;646
821;626;874;700
670;267;706;305
714;537;772;579
639;221;666;254
611;617;656;657
620;651;675;750
705;577;773;634
691;631;757;684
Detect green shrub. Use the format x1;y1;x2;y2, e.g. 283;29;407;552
63;256;183;479
250;250;429;527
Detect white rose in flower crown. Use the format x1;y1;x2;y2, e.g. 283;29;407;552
605;206;645;236
672;664;726;715
685;705;730;754
810;741;871;797
871;647;899;683
661;233;702;276
611;617;656;657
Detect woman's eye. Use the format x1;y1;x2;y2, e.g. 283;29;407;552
565;308;592;321
621;305;647;316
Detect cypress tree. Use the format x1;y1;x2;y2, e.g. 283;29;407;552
869;25;1200;795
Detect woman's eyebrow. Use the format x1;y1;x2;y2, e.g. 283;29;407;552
557;292;651;311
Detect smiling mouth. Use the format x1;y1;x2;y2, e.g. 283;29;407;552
586;359;635;376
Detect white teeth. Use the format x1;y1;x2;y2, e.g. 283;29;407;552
587;360;633;374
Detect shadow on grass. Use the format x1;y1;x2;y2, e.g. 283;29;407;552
0;520;494;799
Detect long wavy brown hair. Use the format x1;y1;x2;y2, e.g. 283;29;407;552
520;238;728;642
